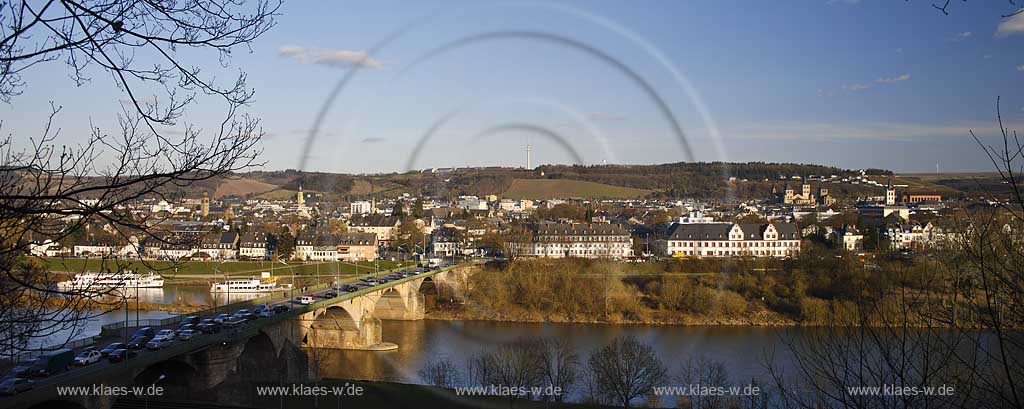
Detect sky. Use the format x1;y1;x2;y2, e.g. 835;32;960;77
4;0;1024;174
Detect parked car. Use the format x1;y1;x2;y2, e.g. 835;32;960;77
196;322;221;334
9;360;36;378
323;291;337;299
127;335;152;350
175;324;195;336
179;316;200;326
0;378;34;395
72;350;102;366
176;330;196;341
99;342;126;357
272;304;290;313
298;295;315;305
107;349;136;363
28;349;74;377
154;329;175;340
213;313;232;324
131;327;155;339
146;337;174;350
222;317;246;328
233;309;251;317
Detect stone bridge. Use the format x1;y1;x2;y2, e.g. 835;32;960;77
8;265;475;409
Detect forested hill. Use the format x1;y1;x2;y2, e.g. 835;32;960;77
213;162;895;201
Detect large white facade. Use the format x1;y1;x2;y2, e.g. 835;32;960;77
657;222;801;258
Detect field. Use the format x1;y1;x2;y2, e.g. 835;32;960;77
502;178;654;199
212;176;278;198
41;258;413;279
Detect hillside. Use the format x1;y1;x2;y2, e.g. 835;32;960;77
502;178;654;199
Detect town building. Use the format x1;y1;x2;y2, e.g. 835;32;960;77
656;222;801;258
516;222;632;259
238;232;270;260
336;232;378;261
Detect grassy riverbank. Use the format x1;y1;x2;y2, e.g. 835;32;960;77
444;256;965;328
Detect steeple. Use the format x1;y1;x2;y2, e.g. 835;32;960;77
297;185;305;206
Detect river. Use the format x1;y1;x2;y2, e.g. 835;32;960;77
317;319;801;401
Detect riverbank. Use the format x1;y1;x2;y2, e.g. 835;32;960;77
425;304;799;326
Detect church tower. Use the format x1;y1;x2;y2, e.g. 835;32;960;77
297;186;305;206
201;192;210;217
885;178;897;206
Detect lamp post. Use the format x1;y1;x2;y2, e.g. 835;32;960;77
146;374;165;409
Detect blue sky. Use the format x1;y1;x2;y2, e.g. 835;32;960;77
5;0;1024;173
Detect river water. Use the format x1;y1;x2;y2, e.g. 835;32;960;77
318;320;801;398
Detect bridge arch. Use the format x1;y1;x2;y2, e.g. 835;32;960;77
238;332;283;382
305;305;380;349
134;359;199;389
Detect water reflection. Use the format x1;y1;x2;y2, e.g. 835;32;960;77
318;320;799;389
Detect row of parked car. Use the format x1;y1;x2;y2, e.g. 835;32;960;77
294;268;428;305
0;303;295;396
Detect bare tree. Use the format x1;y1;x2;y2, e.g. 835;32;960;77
418;356;461;389
678;356;730;409
588;335;668;408
467;336;546;404
538;337;581;403
0;0;278;357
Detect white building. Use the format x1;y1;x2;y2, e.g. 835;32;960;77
350;200;374;215
517;222;632;259
656;222;801;258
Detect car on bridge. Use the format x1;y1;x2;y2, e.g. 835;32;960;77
222;317;247;328
0;378;34;395
107;349;136;363
154;329;175;340
180;316;201;326
259;308;275;318
126;335;151;350
197;319;222;334
272;304;290;314
324;291;337;299
213;313;232;324
98;342;127;357
360;278;379;285
146;336;174;350
8;360;36;378
298;295;315;305
341;284;357;292
72;350;102;366
132;327;156;339
176;329;197;341
175;324;195;337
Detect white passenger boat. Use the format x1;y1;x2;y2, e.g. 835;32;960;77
210;272;292;293
57;271;164;291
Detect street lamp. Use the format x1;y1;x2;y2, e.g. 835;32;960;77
146;374;166;409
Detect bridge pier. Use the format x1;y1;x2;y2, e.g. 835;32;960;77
374;291;425;320
307;313;383;350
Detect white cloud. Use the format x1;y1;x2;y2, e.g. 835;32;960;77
953;31;973;40
895;48;903;53
996;12;1024;37
1017;64;1024;71
984;54;994;59
842;83;873;92
361;137;386;144
875;74;911;84
278;45;382;69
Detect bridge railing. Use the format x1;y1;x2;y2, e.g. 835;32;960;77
1;336;101;365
